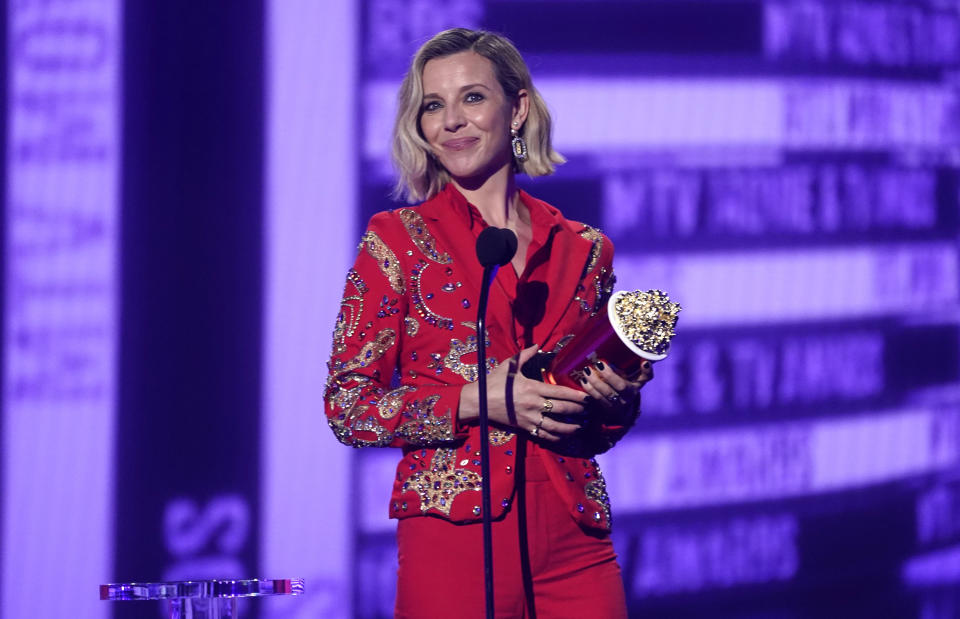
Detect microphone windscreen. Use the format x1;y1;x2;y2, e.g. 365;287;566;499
476;227;518;267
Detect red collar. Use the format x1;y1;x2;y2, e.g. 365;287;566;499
412;183;599;352
418;183;569;236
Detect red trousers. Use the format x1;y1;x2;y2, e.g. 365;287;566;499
395;444;628;618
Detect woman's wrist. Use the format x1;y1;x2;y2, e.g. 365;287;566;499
457;383;479;425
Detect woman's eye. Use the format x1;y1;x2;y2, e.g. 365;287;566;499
423;101;441;112
465;92;484;103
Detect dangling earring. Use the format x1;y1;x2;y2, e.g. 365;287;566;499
511;122;528;164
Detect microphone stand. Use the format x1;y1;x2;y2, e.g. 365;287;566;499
476;262;498;619
474;225;516;619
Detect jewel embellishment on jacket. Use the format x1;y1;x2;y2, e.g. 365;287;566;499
333;269;368;354
360;231;405;294
399;209;452;264
578;226;603;275
444;321;497;382
410;261;456;331
584;477;612;526
401;448;482;516
331;328;397;375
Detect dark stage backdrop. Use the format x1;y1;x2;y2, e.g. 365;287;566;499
115;2;264;617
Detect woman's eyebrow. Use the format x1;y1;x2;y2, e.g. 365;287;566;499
423;83;492;99
458;83;491;92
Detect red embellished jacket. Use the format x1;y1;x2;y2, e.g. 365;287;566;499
324;183;633;532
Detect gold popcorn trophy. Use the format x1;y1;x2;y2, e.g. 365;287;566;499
540;289;681;389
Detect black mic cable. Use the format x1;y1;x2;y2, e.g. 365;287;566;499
474;226;517;619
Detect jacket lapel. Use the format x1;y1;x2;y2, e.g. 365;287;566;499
518;191;594;348
415;185;597;354
417;187;518;354
533;223;593;348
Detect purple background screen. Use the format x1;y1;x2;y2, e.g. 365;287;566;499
3;1;960;618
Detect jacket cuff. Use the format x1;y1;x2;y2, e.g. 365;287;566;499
394;384;470;446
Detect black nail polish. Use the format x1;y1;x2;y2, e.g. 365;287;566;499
580;377;588;385
583;366;591;376
596;361;605;371
583;395;592;403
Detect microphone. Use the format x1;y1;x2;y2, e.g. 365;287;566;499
472;225;516;619
476;227;517;267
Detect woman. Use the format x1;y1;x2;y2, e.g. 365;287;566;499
325;28;652;618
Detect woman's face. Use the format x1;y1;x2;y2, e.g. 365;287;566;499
419;51;527;184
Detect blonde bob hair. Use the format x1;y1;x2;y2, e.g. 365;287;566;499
392;28;565;203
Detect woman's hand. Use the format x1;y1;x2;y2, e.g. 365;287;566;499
458;346;588;442
578;357;654;422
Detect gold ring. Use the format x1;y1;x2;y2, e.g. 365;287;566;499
541;399;554;413
530;426;540;438
536;413;545;430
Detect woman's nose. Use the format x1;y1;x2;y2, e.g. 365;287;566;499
443;104;465;131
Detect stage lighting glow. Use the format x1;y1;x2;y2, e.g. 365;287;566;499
3;2;121;618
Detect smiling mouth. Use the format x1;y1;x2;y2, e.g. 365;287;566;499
442;137;479;151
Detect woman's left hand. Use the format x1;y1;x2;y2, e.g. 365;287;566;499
577;358;654;420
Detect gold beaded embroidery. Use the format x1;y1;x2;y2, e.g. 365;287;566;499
350;414;395;447
489;429;515;446
395;395;458;445
333;269;368;354
325;372;373;411
444;322;497;382
589;268;617;316
573;226;608;317
377;385;415;420
360;230;405;294
585;475;612;529
404;316;419;337
574;267;616;317
327;402;394;448
410;261;456;330
401;448;482;516
344;400;371;431
399;209;452;264
329;329;397;376
326;370;398;448
579;226;603;275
